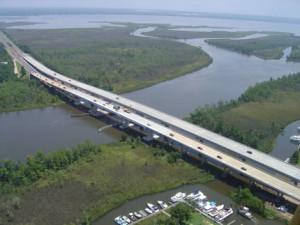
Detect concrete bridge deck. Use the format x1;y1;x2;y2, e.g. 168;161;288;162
1;31;300;201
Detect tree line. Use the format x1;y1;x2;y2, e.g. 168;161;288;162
0;43;61;111
0;140;101;195
187;73;300;151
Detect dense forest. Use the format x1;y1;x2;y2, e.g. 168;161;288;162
206;33;300;60
187;73;300;152
4;26;212;93
0;43;61;111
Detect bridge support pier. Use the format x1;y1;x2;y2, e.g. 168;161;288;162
119;120;134;129
143;130;154;141
222;167;231;178
247;179;255;188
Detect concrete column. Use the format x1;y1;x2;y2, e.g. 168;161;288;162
143;130;154;141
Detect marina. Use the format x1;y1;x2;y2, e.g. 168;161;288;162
113;189;242;225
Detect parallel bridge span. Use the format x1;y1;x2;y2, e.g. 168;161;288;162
23;54;300;202
1;30;299;202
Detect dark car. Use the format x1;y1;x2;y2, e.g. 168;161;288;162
170;133;174;137
217;155;222;159
197;146;203;150
247;151;252;154
241;167;247;171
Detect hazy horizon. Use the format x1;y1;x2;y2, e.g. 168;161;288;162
1;0;300;19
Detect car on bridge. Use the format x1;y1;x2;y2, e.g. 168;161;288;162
217;155;222;159
241;167;247;171
197;146;203;150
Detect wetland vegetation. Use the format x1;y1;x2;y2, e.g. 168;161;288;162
0;139;213;225
187;73;300;152
144;28;255;39
4;24;212;93
206;33;300;60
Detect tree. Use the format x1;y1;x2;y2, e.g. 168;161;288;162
21;66;26;76
170;203;193;225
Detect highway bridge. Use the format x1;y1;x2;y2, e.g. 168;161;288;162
1;31;300;202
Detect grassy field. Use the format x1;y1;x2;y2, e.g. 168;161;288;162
222;89;300;151
1;141;213;225
144;28;255;39
4;25;212;93
189;212;218;225
223;90;300;132
205;33;300;60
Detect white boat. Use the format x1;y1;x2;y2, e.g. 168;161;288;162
157;200;168;208
238;206;253;219
197;200;207;209
122;216;131;224
128;213;136;221
186;190;202;199
139;210;147;217
134;211;143;219
215;207;233;221
209;204;224;217
298;127;300;132
202;202;216;213
114;216;123;225
170;192;186;203
290;135;300;144
193;193;207;202
147;203;159;212
145;207;153;214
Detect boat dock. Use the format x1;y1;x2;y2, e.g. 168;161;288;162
114;189;238;225
129;202;178;225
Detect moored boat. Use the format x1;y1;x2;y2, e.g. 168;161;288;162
186;190;202;200
122;216;131;224
215;207;233;222
134;211;143;219
238;206;253;219
209;204;224;217
202;201;216;213
145;207;153;214
139;210;147;217
170;192;186;203
128;213;136;221
157;200;168;208
147;203;159;212
290;135;300;144
114;216;123;225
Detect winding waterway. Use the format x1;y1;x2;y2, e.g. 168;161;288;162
0;13;299;225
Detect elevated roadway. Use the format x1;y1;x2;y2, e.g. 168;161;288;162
23;54;300;185
1;31;300;201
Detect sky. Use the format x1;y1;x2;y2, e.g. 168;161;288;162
1;0;300;19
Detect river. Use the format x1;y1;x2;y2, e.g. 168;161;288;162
0;12;299;225
0;104;121;161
